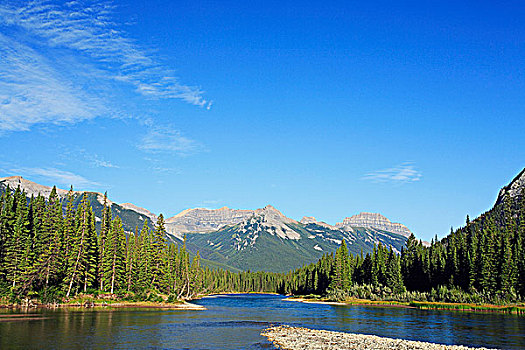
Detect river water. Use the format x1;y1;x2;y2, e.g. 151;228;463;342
1;294;524;349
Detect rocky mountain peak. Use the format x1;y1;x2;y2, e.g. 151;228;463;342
300;216;338;230
336;212;412;237
1;175;72;199
120;203;157;222
300;216;318;224
165;206;255;238
496;168;525;205
239;205;300;240
0;175;115;207
256;204;284;215
254;205;297;224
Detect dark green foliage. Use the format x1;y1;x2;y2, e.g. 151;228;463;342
183;222;408;273
2;176;525;305
0;186;284;301
283;187;525;304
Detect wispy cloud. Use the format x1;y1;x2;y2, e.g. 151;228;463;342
0;0;210;131
363;163;422;183
138;120;203;156
0;33;105;131
10;167;100;188
151;166;182;174
93;158;119;169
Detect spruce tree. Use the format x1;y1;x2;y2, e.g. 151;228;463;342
82;206;98;292
4;188;31;291
151;214;167;290
480;217;497;294
102;217;126;294
65;194;90;297
385;247;404;293
36;186;64;288
98;192;111;291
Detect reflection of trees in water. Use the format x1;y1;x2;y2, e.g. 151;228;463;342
1;296;525;349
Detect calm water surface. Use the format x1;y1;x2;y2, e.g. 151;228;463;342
1;294;524;349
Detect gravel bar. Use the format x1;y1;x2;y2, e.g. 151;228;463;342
261;325;498;350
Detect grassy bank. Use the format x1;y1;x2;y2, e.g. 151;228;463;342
0;291;206;310
287;295;525;314
408;301;525;314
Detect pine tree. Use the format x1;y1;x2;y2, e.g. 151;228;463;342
151;214;167;290
62;186;76;274
136;220;153;291
178;235;191;299
102;217;126;294
479;217;497;294
385;247;404;293
4;188;31;291
98;192;111;291
126;227;139;292
82;206;98;292
329;243;343;290
466;216;479;291
65;194;90;297
189;252;202;296
35;186;64;288
517;189;525;296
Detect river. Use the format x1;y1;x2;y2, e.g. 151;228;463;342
1;294;524;349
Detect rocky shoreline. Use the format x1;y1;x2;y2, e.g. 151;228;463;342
261;326;498;350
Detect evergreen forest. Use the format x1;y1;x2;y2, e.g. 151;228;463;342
1;184;524;306
279;191;525;304
0;186;281;304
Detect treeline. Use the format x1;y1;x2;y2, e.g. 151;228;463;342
0;186;281;303
3;183;524;305
279;192;525;303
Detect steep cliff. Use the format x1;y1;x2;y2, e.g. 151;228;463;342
336;212;412;237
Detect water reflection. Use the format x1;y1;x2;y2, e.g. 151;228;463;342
1;295;524;349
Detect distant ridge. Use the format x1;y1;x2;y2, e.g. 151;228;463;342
0;175;416;271
336;212;412;238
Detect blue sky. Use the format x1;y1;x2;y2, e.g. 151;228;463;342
0;0;524;241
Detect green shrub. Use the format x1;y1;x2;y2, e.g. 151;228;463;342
166;294;177;303
39;286;64;304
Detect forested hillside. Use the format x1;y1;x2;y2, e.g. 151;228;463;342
2;168;524;306
0;185;282;303
280;182;525;304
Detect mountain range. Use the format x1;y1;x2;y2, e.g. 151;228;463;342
0;175;414;272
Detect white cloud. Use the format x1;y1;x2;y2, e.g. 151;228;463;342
363;164;422;183
0;0;210;131
11;167;101;188
138;119;203;156
0;33;105;131
93;158;119;169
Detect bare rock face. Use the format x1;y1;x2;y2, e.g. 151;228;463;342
1;176;70;198
300;216;340;231
243;205;301;240
165;204;303;240
336;212;412;237
300;216;318;225
0;176;111;206
165;206;255;237
120;203;157;222
496;168;525;205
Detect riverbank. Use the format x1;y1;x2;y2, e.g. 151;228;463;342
197;291;281;299
0;298;205;310
286;296;525;314
1;291;282;310
261;325;497;350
